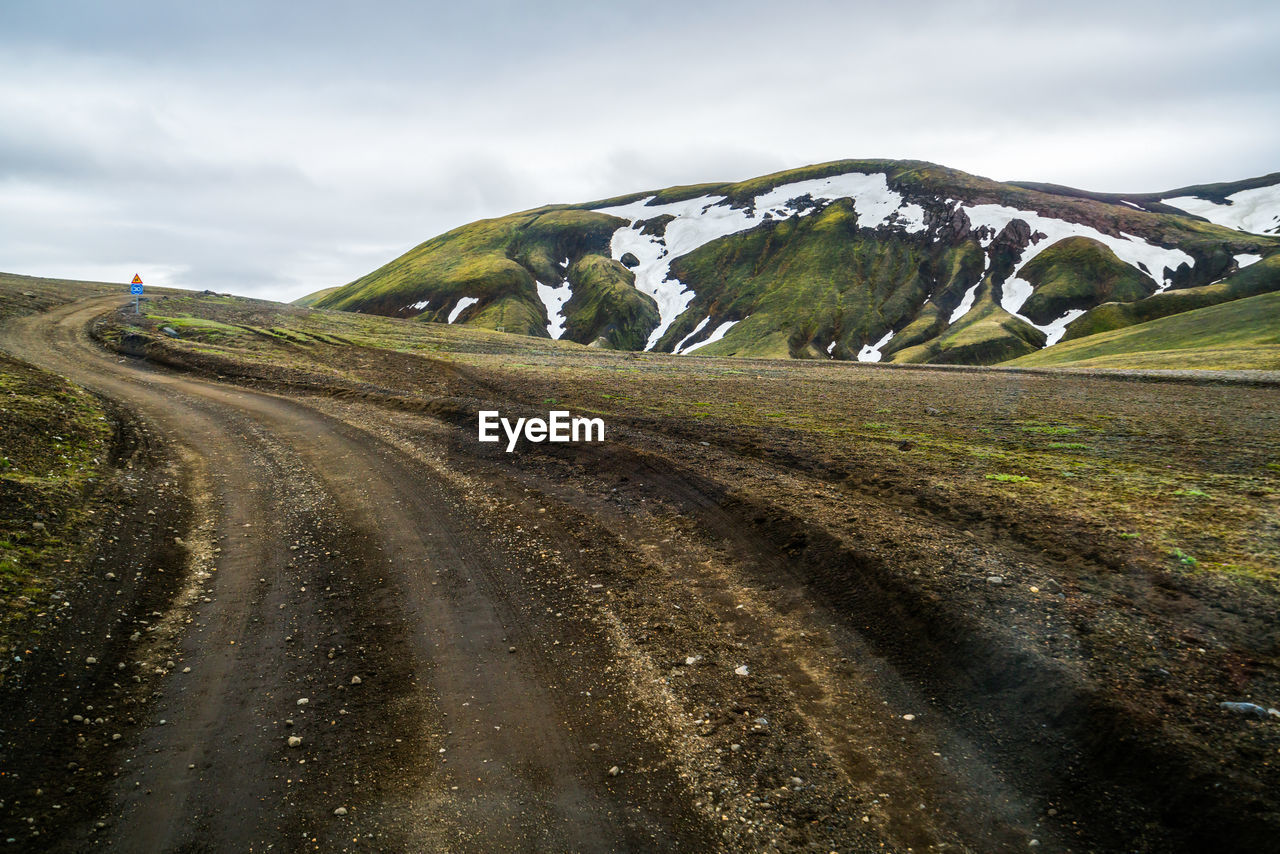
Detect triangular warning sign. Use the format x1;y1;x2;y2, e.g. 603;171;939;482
131;274;143;284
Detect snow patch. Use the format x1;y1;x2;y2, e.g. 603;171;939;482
949;282;982;323
962;204;1193;296
826;340;837;356
1039;309;1085;346
1161;184;1280;235
1235;253;1263;268
682;319;742;354
1120;200;1144;211
597;172;927;350
535;280;573;339
447;297;479;324
672;316;711;354
405;299;431;312
857;329;895;363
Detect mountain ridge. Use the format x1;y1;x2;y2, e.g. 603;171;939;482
306;160;1280;366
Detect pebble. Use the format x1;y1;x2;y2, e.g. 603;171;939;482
607;766;621;777
350;675;362;685
903;714;916;721
734;665;749;676
297;698;309;706
986;576;1004;586
334;807;348;816
288;736;302;748
1219;701;1276;719
85;657;98;665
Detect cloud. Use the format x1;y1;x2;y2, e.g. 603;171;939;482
0;0;1276;300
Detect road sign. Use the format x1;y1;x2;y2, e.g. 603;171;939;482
130;274;144;313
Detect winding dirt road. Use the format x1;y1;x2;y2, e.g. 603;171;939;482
3;297;710;852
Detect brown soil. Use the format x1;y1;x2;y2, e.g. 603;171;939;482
0;288;1277;853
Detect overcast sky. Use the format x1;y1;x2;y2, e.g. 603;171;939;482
2;0;1277;301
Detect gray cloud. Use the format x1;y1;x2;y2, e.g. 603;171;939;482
1;0;1277;301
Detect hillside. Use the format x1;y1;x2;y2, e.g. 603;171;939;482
308;160;1280;365
1006;289;1280;370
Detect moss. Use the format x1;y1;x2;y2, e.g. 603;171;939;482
1061;252;1280;340
560;255;659;351
0;354;112;642
1008;289;1280;370
314;207;627;337
891;287;1044;365
1017;237;1157;324
660;199;938;357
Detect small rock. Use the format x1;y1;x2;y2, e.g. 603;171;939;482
684;655;701;666
902;714;916;721
297;698;309;706
333;806;348;816
986;576;1004;586
1220;701;1272;719
607;766;620;777
1042;578;1062;594
288;736;302;748
508;646;516;654
734;665;749;676
105;572;116;581
85;657;98;665
350;675;362;685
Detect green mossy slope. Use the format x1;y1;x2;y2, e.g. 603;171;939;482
560;255;659;350
1008;290;1280;370
889;287;1045;365
1018;237;1157;324
315;208;626;336
1062;253;1280;340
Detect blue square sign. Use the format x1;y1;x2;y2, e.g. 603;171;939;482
130;283;143;295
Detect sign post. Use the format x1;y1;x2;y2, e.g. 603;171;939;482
130;274;143;314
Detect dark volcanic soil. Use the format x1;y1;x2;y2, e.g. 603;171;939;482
0;288;1277;853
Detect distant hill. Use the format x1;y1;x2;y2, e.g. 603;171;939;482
301;160;1280;366
1005;288;1280;371
291;286;341;307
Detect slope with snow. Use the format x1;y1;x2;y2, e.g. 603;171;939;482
596;172;927;351
447;297;479;323
681;319;743;354
535;280;572;339
1161;184;1280;235
950;202;1195;345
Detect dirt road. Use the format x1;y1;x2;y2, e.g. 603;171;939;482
2;298;712;852
2;293;1276;853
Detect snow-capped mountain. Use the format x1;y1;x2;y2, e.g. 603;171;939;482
308;161;1279;365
